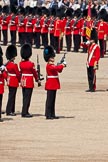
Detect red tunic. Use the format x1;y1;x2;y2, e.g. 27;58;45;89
25;16;34;33
97;21;108;39
6;61;20;87
9;15;18;31
54;19;64;37
40;16;49;33
0;71;7;94
45;63;64;90
1;15;10;30
18;15;26;33
81;43;100;66
19;60;38;88
33;17;41;33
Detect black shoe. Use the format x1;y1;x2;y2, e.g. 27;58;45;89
52;116;59;119
7;112;16;116
22;114;33;118
91;89;95;92
0;119;3;122
85;89;91;92
46;116;53;120
1;111;5;114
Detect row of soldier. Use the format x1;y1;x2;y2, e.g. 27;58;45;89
0;5;108;56
0;42;66;122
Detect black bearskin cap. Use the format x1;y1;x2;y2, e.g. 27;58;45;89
18;6;25;15
43;45;55;62
10;5;17;14
2;5;9;14
74;8;82;18
36;7;42;16
90;28;98;43
6;45;17;60
20;43;32;60
91;8;97;18
99;9;107;21
65;8;73;17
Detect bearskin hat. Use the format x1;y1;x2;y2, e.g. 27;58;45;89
65;8;73;17
2;5;9;14
43;45;55;62
99;9;107;21
20;44;32;60
50;8;56;17
91;8;97;18
42;7;50;17
6;45;17;60
18;6;25;15
10;5;17;14
74;8;82;18
56;8;62;18
90;28;98;43
36;7;42;16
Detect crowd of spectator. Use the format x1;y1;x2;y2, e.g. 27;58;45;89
0;0;108;13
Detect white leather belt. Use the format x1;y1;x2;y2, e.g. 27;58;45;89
22;74;33;76
8;73;16;76
47;76;58;78
0;81;3;84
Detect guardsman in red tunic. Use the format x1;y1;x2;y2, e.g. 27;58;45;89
54;9;64;54
40;8;50;48
72;9;82;52
64;9;73;52
43;45;66;119
81;29;100;92
19;44;39;118
5;45;20;116
95;9;107;58
9;6;18;45
0;47;7;122
48;8;56;48
33;7;42;49
17;7;26;46
25;7;34;46
1;6;10;46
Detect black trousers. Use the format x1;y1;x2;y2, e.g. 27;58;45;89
21;88;33;115
19;32;25;46
10;30;16;45
82;36;87;52
2;30;8;45
34;32;41;48
45;90;57;118
50;33;55;48
0;94;3;118
65;34;72;51
25;32;33;46
54;36;63;53
73;34;81;52
41;33;48;47
87;66;96;91
6;87;17;114
99;39;105;57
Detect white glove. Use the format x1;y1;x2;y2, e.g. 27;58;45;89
0;65;5;71
86;40;90;45
63;61;67;67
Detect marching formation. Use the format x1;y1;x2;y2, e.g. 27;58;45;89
0;5;108;56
